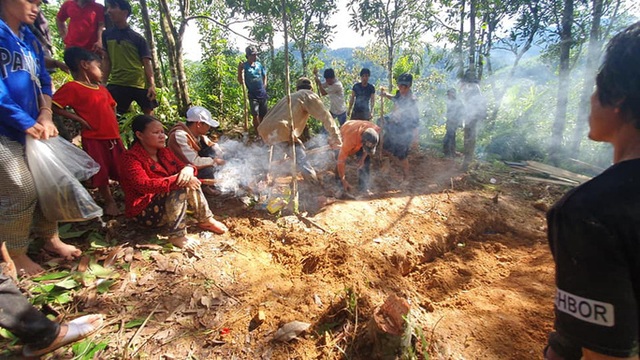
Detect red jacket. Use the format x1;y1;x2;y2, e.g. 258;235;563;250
119;142;195;217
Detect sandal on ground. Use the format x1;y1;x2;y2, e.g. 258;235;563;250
23;314;104;357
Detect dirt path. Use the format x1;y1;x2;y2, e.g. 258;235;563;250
1;153;564;359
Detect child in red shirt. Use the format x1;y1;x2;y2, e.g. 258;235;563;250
56;0;105;52
53;47;124;216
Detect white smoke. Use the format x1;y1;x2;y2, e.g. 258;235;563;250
212;134;335;197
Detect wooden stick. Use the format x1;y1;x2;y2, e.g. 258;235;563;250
378;86;385;161
282;4;298;214
242;81;249;131
126;303;159;358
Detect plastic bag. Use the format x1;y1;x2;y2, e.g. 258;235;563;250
46;137;100;181
26;136;103;222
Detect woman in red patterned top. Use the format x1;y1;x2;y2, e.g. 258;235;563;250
119;115;227;251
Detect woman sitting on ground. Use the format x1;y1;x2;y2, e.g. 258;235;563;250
119;115;228;251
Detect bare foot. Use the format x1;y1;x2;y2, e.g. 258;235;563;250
198;218;228;234
168;236;200;251
103;202;121;217
22;314;104;357
43;237;82;260
1;242;17;280
10;253;44;276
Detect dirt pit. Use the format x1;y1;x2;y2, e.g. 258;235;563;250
1;150;567;359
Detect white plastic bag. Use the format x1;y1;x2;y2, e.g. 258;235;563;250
45;137;100;181
25;136;103;222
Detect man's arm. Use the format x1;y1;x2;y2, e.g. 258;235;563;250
55;13;67;41
44;57;69;73
173;132;215;168
52;104;92;130
237;62;244;85
336;150;351;191
313;68;327;96
93;21;104;53
56;18;67;41
142;58;156;101
261;65;267;89
101;52;111;84
305;94;342;148
347;90;355;119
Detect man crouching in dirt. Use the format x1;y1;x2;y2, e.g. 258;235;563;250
257;77;342;182
337;120;380;196
545;21;640;360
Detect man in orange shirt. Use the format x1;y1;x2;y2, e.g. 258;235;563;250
337;120;380;195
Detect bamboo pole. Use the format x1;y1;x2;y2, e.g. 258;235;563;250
282;0;298;213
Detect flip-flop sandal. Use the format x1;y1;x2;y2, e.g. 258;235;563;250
23;314;104;357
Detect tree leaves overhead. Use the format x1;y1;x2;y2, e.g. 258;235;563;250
226;0;337;74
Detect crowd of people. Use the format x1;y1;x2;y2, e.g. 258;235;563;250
2;0;638;356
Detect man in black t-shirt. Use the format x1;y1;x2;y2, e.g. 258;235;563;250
348;68;376;120
545;21;640;360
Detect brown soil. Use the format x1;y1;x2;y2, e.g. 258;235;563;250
1;150;567;359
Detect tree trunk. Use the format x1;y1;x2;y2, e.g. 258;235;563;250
139;0;163;88
456;0;466;79
467;0;477;79
487;3;541;129
569;0;603;156
300;46;307;76
387;42;394;89
477;15;487;81
157;0;190;114
550;0;574;164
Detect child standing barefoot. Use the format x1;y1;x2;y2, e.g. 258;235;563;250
53;47;125;216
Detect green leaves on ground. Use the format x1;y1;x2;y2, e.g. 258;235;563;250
72;339;109;359
29;258;119;306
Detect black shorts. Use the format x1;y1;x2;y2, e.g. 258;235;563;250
351;110;371;121
107;84;158;114
249;97;268;118
383;122;412;160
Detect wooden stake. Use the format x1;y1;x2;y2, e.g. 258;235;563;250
242;82;249;131
378;86;385;161
282;0;298;214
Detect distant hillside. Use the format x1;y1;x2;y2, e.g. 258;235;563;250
278;38;547;85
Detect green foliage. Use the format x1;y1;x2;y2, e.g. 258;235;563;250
264;48;302;103
29;255;119;307
72;339;109;359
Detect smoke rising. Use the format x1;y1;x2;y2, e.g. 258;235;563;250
212;134;335;198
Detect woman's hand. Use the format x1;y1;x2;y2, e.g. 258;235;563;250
186;177;201;190
25;123;45;139
176;166;195;187
37;109;59;139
